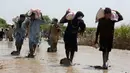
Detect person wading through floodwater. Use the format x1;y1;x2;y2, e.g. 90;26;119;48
60;11;86;63
7;25;14;41
0;29;5;41
94;8;123;69
47;18;61;52
25;12;45;58
4;29;8;41
11;14;26;55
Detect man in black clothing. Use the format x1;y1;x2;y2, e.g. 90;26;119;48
94;8;123;69
60;11;86;63
0;29;5;41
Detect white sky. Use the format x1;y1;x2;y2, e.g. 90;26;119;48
0;0;130;27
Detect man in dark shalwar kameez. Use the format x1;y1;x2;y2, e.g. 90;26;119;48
94;8;123;69
60;11;86;63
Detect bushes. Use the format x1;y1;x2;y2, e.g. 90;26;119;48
114;25;130;50
78;25;130;50
0;18;8;28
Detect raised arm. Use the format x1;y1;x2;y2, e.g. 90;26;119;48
116;11;123;22
38;19;46;25
60;11;70;23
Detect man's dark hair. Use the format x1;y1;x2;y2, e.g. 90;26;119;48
53;18;58;23
11;25;14;28
20;14;25;18
1;29;3;31
30;12;35;17
104;7;112;14
74;11;84;19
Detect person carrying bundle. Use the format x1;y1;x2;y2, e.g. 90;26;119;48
47;18;61;52
60;9;86;63
94;7;123;69
11;14;26;55
25;9;45;58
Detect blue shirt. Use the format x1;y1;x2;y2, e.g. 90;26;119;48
24;19;45;42
14;22;26;39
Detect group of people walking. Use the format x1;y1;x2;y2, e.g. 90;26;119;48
0;26;14;41
0;7;123;69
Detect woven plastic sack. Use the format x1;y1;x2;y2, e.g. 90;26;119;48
27;9;42;19
12;16;19;23
95;8;104;22
66;9;76;20
111;10;119;21
96;8;119;22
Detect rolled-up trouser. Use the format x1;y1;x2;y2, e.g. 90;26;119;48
50;37;58;50
15;38;24;46
15;33;24;46
51;41;57;50
29;37;39;49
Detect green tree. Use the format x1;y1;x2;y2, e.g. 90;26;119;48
0;18;8;28
0;18;6;24
40;24;50;31
42;15;51;24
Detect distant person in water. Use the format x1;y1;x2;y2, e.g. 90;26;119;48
60;11;86;63
11;14;26;55
94;8;123;69
7;25;14;41
24;12;45;58
47;18;61;52
0;29;5;41
4;29;8;41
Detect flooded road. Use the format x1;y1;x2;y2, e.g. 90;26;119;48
0;39;130;73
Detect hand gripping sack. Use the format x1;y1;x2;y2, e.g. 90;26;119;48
111;10;119;21
12;16;19;23
27;9;42;19
66;9;76;20
96;8;119;22
95;8;104;22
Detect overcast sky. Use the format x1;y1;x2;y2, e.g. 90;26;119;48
0;0;130;27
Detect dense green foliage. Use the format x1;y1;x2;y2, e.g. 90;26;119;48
78;24;130;50
0;18;8;28
42;15;51;24
115;25;130;39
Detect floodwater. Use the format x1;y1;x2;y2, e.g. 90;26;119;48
0;39;130;73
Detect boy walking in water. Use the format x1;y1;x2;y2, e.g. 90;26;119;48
11;14;26;55
48;18;61;52
95;8;123;69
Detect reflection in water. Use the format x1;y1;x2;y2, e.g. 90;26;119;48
8;41;13;48
66;66;79;73
103;70;108;73
13;59;44;73
66;67;73;73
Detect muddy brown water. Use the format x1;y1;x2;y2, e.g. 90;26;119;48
0;39;130;73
